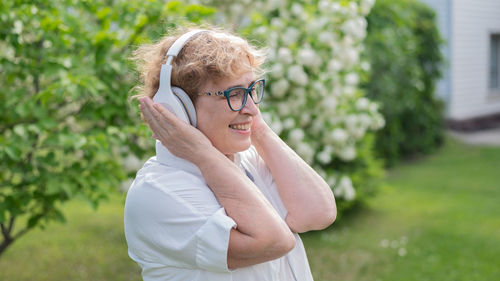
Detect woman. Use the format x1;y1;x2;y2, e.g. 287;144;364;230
124;26;336;281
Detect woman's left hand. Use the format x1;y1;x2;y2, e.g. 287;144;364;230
249;109;337;233
250;109;272;146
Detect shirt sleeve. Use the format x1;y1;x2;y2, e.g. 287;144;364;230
124;172;237;273
195;208;236;271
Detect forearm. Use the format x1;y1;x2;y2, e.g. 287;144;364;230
252;125;336;233
192;146;295;267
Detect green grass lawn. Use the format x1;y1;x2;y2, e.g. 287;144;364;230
0;193;142;281
303;138;500;281
0;137;499;280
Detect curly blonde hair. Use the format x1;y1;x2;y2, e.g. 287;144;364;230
131;25;266;102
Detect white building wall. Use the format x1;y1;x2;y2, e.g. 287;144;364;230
450;0;500;120
419;0;452;112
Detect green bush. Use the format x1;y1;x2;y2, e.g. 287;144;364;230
0;0;387;258
363;0;445;166
0;0;213;256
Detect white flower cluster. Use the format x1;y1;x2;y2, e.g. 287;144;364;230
333;176;356;201
201;0;384;202
380;235;409;257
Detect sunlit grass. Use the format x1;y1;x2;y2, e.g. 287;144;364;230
0;194;141;281
0;137;499;280
303;137;500;281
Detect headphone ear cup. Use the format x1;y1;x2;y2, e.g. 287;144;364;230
172;87;197;127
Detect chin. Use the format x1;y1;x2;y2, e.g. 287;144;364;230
222;142;252;155
237;142;252;152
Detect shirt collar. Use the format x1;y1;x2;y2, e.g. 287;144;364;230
155;141;242;176
155;141;202;177
233;152;242;166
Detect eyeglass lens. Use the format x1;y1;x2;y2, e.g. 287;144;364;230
228;80;264;110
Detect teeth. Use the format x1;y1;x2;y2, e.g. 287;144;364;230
230;123;251;130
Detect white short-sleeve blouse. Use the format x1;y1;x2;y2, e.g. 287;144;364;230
124;146;314;281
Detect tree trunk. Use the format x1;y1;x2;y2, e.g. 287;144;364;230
0;236;13;257
0;218;35;257
0;221;14;258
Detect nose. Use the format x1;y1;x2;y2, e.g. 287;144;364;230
239;96;259;116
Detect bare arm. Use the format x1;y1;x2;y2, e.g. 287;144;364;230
139;98;295;269
195;148;295;269
251;113;337;233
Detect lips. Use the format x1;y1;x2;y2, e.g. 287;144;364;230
229;122;251;131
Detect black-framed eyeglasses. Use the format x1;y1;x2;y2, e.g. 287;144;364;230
199;79;265;111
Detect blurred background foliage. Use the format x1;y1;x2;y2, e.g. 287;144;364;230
363;0;445;166
0;0;213;255
205;0;386;214
0;0;445;258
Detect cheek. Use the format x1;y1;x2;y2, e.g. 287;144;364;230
195;103;230;139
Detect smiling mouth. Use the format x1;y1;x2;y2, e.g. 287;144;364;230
229;123;251;131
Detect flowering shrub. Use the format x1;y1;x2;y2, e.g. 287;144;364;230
202;0;385;212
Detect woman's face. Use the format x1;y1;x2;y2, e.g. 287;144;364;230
195;71;259;158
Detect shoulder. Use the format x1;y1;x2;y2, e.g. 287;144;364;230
125;157;220;217
134;157;206;191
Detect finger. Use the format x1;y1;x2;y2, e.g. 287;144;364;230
138;102;153;126
139;99;166;137
140;97;182;127
141;97;174;126
138;99;158;127
152;102;190;133
141;98;178;141
152;102;178;124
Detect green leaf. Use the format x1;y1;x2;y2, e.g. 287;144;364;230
135;14;148;28
39;118;57;130
27;214;41;229
52;208;66;223
4;146;21;161
45;180;62;195
96;7;112;20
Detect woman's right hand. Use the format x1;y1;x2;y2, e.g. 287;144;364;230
138;97;212;163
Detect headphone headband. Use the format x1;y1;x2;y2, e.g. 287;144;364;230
165;29;208;65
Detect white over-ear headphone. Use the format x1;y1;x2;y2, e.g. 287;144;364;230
153;29;209;127
153;30;208;164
